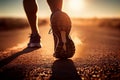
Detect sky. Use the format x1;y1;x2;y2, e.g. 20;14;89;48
0;0;120;18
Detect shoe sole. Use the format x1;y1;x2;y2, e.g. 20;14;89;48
54;31;75;59
28;43;41;48
51;11;75;58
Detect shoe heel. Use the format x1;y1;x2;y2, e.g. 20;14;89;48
60;31;67;51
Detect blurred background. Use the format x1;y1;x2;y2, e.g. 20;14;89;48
0;0;120;80
0;0;120;50
0;0;120;18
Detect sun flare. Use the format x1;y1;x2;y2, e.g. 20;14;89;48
68;0;85;11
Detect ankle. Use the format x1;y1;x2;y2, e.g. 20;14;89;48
31;32;39;36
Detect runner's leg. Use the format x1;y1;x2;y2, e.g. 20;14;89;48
23;0;39;34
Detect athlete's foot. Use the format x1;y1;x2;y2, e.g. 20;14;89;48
51;11;75;59
28;34;42;48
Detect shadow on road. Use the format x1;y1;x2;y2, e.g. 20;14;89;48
0;47;39;68
49;59;82;80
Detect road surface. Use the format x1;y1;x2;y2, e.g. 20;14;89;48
0;23;120;80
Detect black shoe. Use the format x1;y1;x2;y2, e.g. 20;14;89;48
51;11;75;59
28;34;41;48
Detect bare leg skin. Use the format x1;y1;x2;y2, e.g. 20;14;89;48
47;0;75;59
23;0;41;48
47;0;62;13
23;0;39;35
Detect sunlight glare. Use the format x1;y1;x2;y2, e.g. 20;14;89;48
68;0;85;11
71;32;83;59
71;32;82;46
73;37;82;46
8;42;27;50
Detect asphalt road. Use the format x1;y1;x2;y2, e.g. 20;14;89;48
0;23;120;80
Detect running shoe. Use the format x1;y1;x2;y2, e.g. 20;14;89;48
51;11;75;59
28;34;41;48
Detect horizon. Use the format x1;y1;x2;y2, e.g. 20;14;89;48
0;0;120;18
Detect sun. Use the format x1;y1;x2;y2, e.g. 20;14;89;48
68;0;85;11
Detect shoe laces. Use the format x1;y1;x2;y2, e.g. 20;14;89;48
48;24;53;34
48;28;52;34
